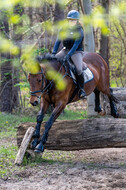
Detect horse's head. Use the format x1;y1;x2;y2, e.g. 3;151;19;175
28;68;45;106
28;53;61;106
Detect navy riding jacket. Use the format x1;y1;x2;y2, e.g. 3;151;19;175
52;24;84;57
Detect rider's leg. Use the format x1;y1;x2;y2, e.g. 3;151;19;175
71;52;87;99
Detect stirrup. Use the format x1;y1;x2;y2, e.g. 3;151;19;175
79;89;87;99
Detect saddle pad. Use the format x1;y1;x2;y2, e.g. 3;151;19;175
70;67;94;84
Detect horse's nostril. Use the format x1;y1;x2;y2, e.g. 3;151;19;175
30;101;38;106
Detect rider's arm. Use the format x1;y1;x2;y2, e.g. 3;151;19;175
67;28;84;57
52;38;61;54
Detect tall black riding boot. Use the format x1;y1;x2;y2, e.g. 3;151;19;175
77;73;87;99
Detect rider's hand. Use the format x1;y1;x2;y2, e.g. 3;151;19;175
63;54;70;62
36;55;43;63
50;53;56;59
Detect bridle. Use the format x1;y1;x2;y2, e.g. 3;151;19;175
30;68;47;99
29;57;70;100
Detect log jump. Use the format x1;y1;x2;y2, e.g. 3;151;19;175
17;118;126;151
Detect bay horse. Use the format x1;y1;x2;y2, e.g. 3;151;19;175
28;52;119;153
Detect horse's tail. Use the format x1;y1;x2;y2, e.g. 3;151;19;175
110;88;119;103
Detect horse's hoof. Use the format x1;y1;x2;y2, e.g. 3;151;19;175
113;113;119;118
95;106;102;113
34;143;44;153
98;110;106;116
31;138;39;150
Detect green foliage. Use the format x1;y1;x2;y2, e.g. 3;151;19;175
0;112;36;138
34;47;48;56
0;145;18;178
0;35;20;55
0;109;87;178
109;1;126;87
0;0;126;109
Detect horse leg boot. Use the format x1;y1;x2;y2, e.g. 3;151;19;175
77;73;87;99
31;113;44;149
94;88;102;112
109;88;119;118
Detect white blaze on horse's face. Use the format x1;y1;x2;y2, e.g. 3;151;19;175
28;73;42;106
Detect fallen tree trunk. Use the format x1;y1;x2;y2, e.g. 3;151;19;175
17;118;126;151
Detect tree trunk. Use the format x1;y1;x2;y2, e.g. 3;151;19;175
83;0;95;52
17;118;126;151
12;4;24;109
0;13;13;112
99;0;109;64
82;0;96;117
52;2;64;51
0;54;13;112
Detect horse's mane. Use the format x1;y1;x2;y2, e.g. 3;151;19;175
39;53;65;72
41;53;59;62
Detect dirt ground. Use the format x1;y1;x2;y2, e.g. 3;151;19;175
0;144;126;190
0;100;126;190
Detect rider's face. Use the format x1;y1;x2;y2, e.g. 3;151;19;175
68;19;77;27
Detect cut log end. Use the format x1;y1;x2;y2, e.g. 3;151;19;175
15;127;35;165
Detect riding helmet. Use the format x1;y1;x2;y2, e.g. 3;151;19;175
67;10;80;20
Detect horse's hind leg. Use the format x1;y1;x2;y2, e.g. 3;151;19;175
109;88;119;118
101;87;119;118
94;88;102;113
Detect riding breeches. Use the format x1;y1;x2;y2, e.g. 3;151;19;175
56;48;87;75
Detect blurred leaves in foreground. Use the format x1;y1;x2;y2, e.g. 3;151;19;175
0;0;126;90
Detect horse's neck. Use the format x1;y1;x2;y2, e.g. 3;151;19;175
41;60;68;77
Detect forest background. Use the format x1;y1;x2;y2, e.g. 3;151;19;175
0;0;126;113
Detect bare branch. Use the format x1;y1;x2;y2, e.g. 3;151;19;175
79;0;85;14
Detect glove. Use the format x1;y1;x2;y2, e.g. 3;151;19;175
36;55;43;63
50;53;56;59
63;54;70;62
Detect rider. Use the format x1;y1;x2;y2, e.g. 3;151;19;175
52;10;87;99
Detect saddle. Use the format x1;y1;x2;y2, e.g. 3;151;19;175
66;59;94;85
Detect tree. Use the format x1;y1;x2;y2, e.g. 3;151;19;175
53;2;64;52
83;0;96;116
109;1;126;87
0;13;13;112
99;0;109;64
12;4;24;109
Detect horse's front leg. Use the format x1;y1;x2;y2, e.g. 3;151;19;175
31;99;49;149
35;102;65;153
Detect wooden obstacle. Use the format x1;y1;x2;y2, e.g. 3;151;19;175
16;118;126;162
15;127;35;165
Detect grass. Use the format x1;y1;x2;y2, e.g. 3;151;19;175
0;145;18;178
0;112;36;138
0;109;86;138
0;108;87;179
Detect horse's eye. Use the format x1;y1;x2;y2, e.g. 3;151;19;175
38;79;42;83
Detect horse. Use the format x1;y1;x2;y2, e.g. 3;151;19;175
28;52;119;153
